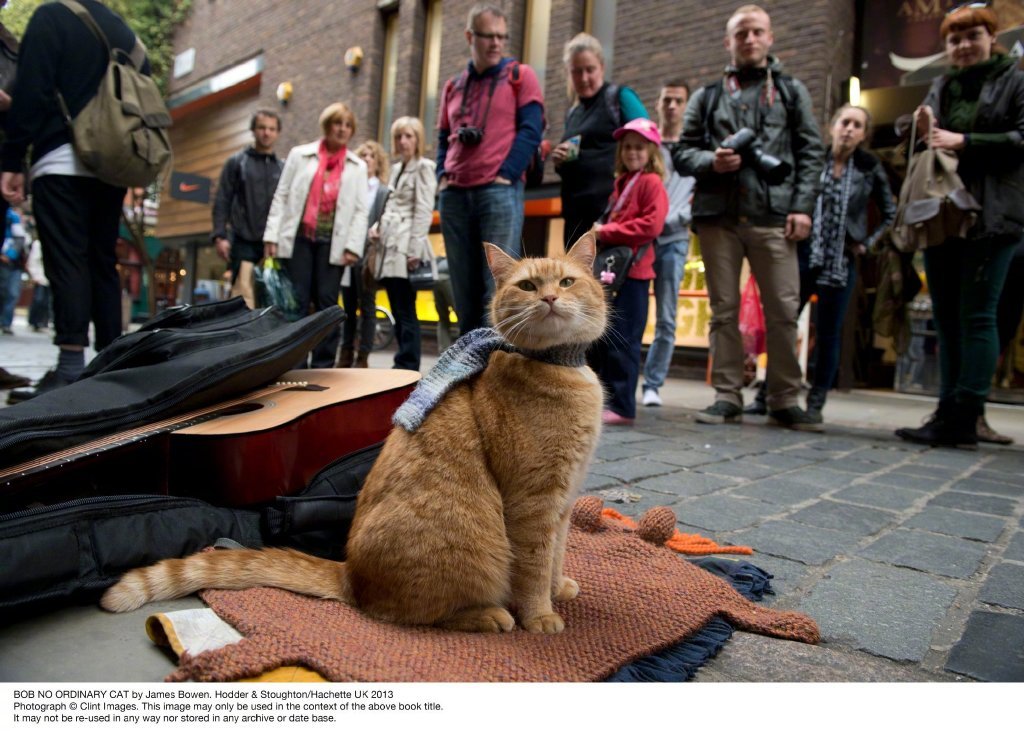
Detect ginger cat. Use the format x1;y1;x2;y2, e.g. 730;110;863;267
101;234;608;634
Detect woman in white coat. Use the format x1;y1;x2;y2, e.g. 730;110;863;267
263;102;369;368
368;116;437;370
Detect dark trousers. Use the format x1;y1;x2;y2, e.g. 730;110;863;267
561;190;609;249
924;237;1016;410
381;276;421;370
340;262;377;355
29;284;52;329
798;244;857;390
31;175;125;350
591;277;649;418
228;237;264;284
286;236;343;368
996;239;1024;355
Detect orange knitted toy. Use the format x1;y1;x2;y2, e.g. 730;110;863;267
601;507;754;555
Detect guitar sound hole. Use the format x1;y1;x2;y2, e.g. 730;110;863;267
216;402;265;416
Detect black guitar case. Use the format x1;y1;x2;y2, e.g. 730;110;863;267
0;441;381;619
0;299;344;471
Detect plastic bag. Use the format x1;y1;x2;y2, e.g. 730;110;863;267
739;275;766;356
254;257;302;321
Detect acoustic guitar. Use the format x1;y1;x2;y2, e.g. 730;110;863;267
0;369;419;511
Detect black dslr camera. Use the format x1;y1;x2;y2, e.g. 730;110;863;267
456;126;484;145
720;127;791;185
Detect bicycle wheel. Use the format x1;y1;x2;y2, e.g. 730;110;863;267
373;305;395;351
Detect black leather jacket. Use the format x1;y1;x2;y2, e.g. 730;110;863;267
673;56;824;228
836;148;896;250
921;55;1024;241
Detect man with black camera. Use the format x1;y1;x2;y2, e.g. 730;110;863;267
436;3;544;334
674;4;824;430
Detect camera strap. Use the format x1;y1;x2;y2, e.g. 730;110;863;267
457;69;502;132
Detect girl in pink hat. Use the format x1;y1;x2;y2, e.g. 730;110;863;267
590;118;669;425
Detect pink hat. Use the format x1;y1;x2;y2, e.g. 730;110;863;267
613;118;661;146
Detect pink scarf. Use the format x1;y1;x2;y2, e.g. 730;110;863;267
301;140;346;236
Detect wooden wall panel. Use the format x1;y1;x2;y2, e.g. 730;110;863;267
157;90;259;240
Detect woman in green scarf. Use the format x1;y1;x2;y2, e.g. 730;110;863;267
896;2;1024;449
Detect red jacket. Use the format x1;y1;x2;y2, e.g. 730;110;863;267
597;171;668;280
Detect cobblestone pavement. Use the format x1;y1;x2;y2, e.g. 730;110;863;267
1;312;1022;682
595;407;1024;682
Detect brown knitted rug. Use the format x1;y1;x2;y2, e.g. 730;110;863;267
169;497;819;682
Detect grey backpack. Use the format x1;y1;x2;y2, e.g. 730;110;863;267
55;0;173;188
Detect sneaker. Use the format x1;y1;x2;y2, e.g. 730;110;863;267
6;369;72;405
1;327;13;335
601;409;634;426
642;388;662;407
742;400;767;416
976;416;1013;445
695;401;743;425
767;406;824;432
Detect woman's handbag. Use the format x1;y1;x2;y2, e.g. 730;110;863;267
591;172;648;295
891;106;980;253
593;243;650;296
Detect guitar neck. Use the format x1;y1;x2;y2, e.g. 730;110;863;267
0;381;301;485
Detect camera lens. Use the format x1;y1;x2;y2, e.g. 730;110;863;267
457;126;483;145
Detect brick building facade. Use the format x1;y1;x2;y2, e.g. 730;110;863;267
157;0;860;249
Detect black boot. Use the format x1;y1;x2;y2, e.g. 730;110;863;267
806;386;827;420
744;380;768;415
895;401;978;449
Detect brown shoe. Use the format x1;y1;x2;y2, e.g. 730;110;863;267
354;351;369;368
976;416;1013;445
336;347;355;368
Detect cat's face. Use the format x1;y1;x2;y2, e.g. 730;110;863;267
485;234;607;351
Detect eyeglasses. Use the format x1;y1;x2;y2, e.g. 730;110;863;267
471;30;509;42
947;2;989;15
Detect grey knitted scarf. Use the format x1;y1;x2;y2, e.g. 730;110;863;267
392;327;589;432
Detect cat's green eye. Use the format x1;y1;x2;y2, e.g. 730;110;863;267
518;280;537;291
559;277;575;287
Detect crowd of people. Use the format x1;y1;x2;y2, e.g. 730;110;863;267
1;1;1021;449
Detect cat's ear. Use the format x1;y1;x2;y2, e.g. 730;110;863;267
484;242;518;283
566;230;597;271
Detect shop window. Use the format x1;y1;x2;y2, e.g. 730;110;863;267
584;0;617;76
419;0;443;139
378;10;400;143
523;0;551;87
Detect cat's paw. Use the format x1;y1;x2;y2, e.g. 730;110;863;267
521;612;565;634
552;576;579;602
439;606;515;633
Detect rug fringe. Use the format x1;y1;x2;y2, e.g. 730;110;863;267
605;618;734;682
607;555;776;681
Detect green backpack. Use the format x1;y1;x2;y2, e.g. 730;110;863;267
55;0;173;188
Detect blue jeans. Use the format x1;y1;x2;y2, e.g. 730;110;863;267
642;237;689;391
591;277;650;418
439;181;524;335
0;263;21;328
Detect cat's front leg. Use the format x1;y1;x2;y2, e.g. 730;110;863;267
506;514;564;634
550;502;578;602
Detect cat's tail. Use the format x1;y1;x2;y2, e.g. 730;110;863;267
100;547;352;613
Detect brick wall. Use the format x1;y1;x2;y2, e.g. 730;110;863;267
164;0;860;235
